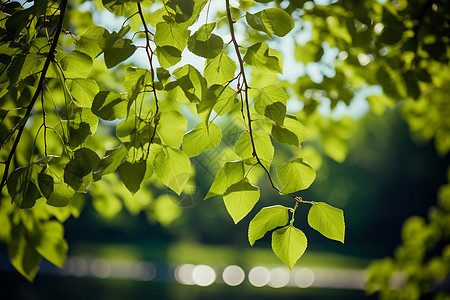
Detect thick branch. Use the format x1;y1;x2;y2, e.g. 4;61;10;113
0;0;68;193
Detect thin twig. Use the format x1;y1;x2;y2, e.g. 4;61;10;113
137;3;159;155
225;0;299;202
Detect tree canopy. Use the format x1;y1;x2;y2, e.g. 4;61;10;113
0;0;449;293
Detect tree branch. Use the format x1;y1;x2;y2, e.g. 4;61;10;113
0;0;68;194
225;0;300;202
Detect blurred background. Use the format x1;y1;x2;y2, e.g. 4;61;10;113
1;108;448;299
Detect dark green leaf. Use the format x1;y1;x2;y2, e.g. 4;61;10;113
271;116;309;147
94;144;128;178
92;91;128;121
187;23;223;59
104;33;136;69
118;160;146;194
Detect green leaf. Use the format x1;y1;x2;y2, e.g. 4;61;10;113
154;46;182;68
64;148;101;191
223;179;260;224
210;85;238;116
308;202;345;243
271;116;309;147
92;91;128;121
246;8;295;37
204;50;237;85
60;50;93;78
75;26;109;58
104;33;136;69
124;67;151;100
37;173;53;198
102;0;141;16
182;122;222;157
30;221;68;268
248;205;290;246
157;110;187;147
118;160;146;194
235;130;274;167
67;78;99;107
277;158;316;194
46;183;75;207
8;226;40;282
243;42;283;74
272;225;307;269
7;166;41;209
254;85;287;125
167;64;207;103
154;147;191;195
94;144;128;178
187;22;223;59
205;161;245;199
154;21;190;52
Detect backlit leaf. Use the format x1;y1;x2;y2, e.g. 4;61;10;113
75;25;109;58
243;42;283;74
182;122;222;157
223;179;260;224
60;50;93;78
271;116;309;147
154;21;190;52
154;147;191;195
254;85;287;125
205;160;245;199
154;46;182;68
248;205;289;245
246;8;295;38
308;202;345;243
204;50;236;85
277;158;316;194
272;225;307;269
235;130;274;167
157;110;187;147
